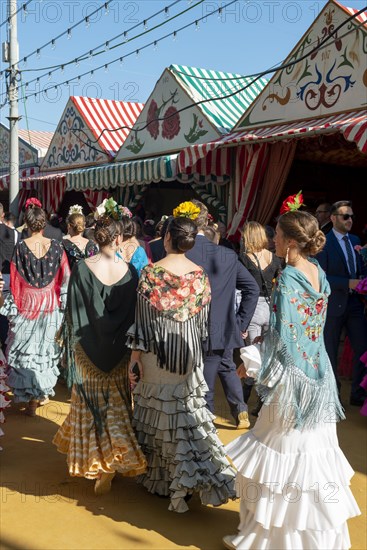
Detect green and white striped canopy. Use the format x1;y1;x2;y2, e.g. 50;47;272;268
170;65;267;133
66;154;179;191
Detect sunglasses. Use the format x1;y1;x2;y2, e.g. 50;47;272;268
335;214;355;221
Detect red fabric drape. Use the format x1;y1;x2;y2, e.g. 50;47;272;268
83;190;110;211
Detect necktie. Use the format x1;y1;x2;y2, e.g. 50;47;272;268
342;235;356;278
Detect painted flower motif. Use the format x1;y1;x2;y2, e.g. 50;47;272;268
162;106;180;140
147;100;159;140
315;298;324;314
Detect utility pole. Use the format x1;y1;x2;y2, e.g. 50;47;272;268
7;0;20;216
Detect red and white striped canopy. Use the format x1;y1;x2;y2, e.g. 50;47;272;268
0;167;39;191
337;3;367;25
71;96;144;156
178;110;367;170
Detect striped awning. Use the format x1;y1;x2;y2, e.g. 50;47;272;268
66;154;179;191
338;3;367;25
18;130;53;159
170;65;267;133
71;96;144;156
0;167;40;191
178;110;367;170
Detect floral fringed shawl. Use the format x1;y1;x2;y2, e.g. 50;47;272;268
257;259;345;430
127;265;211;374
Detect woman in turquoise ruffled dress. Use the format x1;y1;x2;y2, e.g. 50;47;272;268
0;201;70;416
117;215;148;276
223;208;360;550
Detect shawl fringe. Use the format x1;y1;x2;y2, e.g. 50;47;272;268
257;326;345;431
127;295;209;374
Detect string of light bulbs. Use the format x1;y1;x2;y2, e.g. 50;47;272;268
4;0;237;103
10;0;115;68
72;7;367;147
1;0;200;96
0;0;33;29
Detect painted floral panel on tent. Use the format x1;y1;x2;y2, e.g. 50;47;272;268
40;99;108;172
236;0;367;129
0;123;38;170
116;69;219;161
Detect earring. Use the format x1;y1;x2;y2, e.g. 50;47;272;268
285;247;289;264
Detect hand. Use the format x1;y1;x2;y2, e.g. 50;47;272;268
128;358;143;388
241;331;248;340
253;336;263;345
349;279;360;290
236;363;248;379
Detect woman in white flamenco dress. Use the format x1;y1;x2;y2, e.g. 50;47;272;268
224;211;360;550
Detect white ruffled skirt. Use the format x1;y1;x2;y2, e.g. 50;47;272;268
225;404;360;549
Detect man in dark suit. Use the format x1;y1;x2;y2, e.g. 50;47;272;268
317;200;367;406
315;202;333;234
186;200;259;428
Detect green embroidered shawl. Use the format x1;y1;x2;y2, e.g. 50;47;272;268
257;259;345;430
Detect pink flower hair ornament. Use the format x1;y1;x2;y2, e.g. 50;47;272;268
25;198;43;209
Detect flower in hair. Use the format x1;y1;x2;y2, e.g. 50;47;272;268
95;197;125;221
280;190;305;215
119;206;132;219
25;198;42;209
68;204;83;216
173;201;200;220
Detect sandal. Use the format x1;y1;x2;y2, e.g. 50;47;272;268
38;397;50;406
94;472;116;496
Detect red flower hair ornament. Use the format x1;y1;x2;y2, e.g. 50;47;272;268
25;198;43;209
280;190;305;215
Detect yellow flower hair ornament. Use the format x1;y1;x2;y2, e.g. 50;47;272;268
173;201;200;220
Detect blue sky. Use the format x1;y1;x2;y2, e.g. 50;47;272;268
0;0;366;131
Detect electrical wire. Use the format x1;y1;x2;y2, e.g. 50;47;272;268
72;6;367;145
0;0;33;29
10;0;115;67
9;0;237;102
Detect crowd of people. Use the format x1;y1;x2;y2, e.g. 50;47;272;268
0;192;366;548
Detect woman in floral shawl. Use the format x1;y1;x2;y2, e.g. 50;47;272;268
223;209;360;550
128;208;236;513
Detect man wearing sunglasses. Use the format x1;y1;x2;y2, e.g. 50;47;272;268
317;200;367;407
315;202;332;234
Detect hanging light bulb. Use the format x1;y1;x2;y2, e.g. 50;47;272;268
36;77;40;84
164;6;169;18
218;7;222;20
135;49;140;58
90;70;94;79
88;50;93;58
22;4;28;17
195;20;200;31
123;31;128;42
77;75;81;81
85;16;90;28
61;64;65;74
48;72;52;80
51;39;56;50
75;59;80;67
173;31;177;41
119;57;124;67
104;2;109;15
153;41;158;51
36;49;41;59
104;64;109;73
25;82;29;89
23;57;27;67
67;28;72;39
143;20;147;30
105;41;110;51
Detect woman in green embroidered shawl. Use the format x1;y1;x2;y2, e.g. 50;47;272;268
224;210;360;550
53;215;146;495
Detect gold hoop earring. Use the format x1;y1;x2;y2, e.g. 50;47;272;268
285;247;289;264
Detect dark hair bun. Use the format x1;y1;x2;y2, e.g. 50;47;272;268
168;217;198;253
24;207;46;232
94;218;119;247
304;229;325;256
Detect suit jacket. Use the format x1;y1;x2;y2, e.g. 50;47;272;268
21;223;64;241
321;220;333;235
187;235;259;350
0;223;17;274
317;230;365;316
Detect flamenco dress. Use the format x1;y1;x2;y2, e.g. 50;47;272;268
128;265;236;513
53;261;146;479
0;347;10;449
0;240;70;402
225;262;360;549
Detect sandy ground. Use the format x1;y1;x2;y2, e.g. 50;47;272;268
0;379;366;550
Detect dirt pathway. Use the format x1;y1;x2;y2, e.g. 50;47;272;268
0;381;366;550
